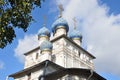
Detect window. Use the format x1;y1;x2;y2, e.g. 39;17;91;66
51;55;56;62
80;53;83;59
27;73;31;80
36;53;39;59
78;51;81;57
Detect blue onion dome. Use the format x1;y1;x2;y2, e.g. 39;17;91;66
52;17;69;33
40;40;53;51
38;27;50;37
69;29;82;40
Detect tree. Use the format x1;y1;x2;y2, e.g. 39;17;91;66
0;0;45;48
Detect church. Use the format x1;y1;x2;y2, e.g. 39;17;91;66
9;4;106;80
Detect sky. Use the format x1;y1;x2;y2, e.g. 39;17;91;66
0;0;120;80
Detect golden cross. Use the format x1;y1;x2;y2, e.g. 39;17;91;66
43;15;46;26
58;4;64;17
73;17;77;29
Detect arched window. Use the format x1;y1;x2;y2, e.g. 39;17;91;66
51;55;56;62
27;73;31;80
36;53;39;59
78;51;81;57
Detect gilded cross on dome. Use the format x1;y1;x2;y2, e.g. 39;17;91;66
43;15;46;26
73;17;77;29
58;4;64;18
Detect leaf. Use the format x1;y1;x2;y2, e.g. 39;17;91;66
0;0;45;49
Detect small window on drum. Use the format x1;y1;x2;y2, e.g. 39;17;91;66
51;55;56;62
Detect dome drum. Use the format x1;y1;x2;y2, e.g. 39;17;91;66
38;35;49;40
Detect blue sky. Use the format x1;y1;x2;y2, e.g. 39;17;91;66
0;0;120;80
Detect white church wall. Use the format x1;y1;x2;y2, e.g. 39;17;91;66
24;49;41;68
31;69;43;80
15;35;95;80
63;37;94;69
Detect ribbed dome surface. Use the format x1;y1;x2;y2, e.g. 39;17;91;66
40;40;53;51
69;30;82;39
38;27;50;37
52;17;69;33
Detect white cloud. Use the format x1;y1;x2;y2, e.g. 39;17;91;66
56;0;120;76
0;60;4;69
14;34;39;63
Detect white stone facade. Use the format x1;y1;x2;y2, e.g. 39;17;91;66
24;35;94;70
52;37;94;69
14;33;95;80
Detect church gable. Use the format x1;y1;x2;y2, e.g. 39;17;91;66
9;60;64;80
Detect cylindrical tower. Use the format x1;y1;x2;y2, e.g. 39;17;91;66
40;40;53;61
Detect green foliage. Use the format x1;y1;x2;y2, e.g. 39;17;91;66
0;0;45;48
